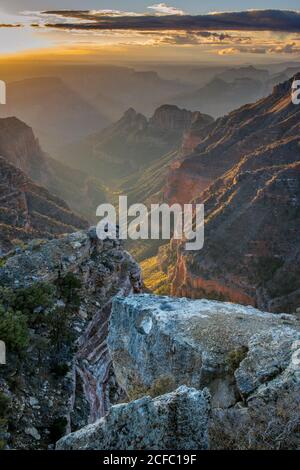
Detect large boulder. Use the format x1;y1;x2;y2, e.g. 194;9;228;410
210;328;300;449
56;385;210;450
57;294;300;450
108;295;300;409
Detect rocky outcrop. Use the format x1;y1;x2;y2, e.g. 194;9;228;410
106;294;300;449
210;327;300;449
0;156;87;252
181;112;214;157
149;105;204;132
108;295;299;407
116;107;148;132
0;117;43;175
0;229;142;449
56;385;210;450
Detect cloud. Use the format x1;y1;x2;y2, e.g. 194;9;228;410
24;8;300;57
0;23;22;27
41;9;300;33
156;31;235;46
218;48;239;55
218;47;267;55
147;3;185;16
218;42;300;55
269;41;300;53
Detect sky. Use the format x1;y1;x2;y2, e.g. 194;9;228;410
2;1;300;14
1;1;300;63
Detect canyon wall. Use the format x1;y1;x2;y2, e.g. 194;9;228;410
164;75;300;312
0;228;142;449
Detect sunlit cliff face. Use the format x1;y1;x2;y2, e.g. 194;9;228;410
0;7;300;63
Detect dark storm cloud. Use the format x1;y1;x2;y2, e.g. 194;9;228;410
156;31;234;45
41;9;300;32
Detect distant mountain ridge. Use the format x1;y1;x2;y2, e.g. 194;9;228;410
216;65;269;83
0;77;110;153
58;104;213;182
170;76;268;117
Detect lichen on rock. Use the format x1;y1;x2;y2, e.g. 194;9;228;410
56;385;210;450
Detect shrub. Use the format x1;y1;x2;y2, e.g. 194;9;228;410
0;392;10;418
0;283;57;352
56;273;81;307
0;392;10;450
51;362;70;377
0;287;16;308
253;256;284;284
127;384;148;402
0;306;28;352
148;375;176;398
226;346;248;373
127;376;176;401
46;307;74;351
49;417;68;442
14;283;55;324
0;259;6;268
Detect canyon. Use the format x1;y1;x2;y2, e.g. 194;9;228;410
0;116;107;222
0;65;300;451
58;104;213;183
165;74;300;204
157;74;300;312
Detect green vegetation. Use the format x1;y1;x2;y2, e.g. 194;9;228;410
46;307;74;351
0;392;10;451
0;306;28;352
56;272;82;307
51;362;70;377
0;287;29;351
253;256;284;284
0;274;81;355
0;392;9;418
11;239;28;250
0;283;56;328
226;346;248;373
14;283;55;325
49;417;68;443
